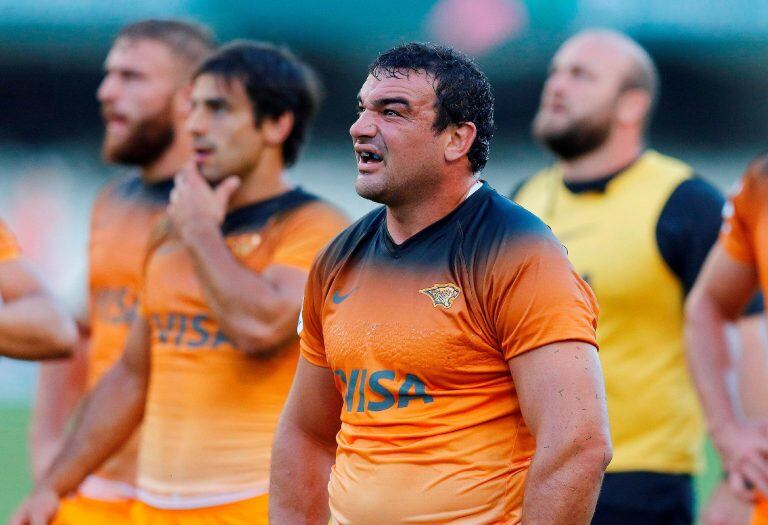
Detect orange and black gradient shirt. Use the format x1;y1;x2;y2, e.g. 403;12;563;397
299;182;599;524
0;218;21;263
85;173;173;495
136;188;348;508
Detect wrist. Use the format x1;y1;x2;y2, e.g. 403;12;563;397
178;218;220;245
34;477;62;498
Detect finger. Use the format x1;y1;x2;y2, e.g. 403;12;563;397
8;508;27;525
739;461;768;497
745;451;768;482
214;176;241;205
170;188;179;205
728;472;755;502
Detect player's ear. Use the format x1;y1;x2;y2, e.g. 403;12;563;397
616;89;650;127
444;122;477;164
261;112;295;147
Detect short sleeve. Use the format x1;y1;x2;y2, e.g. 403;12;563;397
298;257;329;367
655;177;725;295
0;219;21;262
271;203;349;272
720;161;763;265
490;236;599;361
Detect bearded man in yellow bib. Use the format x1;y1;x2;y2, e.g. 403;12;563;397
513;29;762;525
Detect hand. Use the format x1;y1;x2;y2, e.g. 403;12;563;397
168;163;241;243
702;480;754;525
9;485;60;525
713;422;768;496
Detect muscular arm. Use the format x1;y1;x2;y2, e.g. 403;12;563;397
11;316;151;525
510;341;612;525
181;222;308;356
0;259;77;360
270;357;342;524
30;332;89;481
685;243;768;492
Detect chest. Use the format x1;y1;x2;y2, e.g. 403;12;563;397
321;247;504;385
144;229;272;316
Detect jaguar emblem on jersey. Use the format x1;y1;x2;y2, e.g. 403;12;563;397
233;233;262;257
419;283;461;309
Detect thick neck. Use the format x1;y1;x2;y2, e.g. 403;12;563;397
560;130;644;183
385;174;477;245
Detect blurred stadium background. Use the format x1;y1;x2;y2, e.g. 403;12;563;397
3;0;768;519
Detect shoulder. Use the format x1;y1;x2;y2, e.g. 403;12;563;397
281;195;349;230
312;206;385;277
665;175;724;211
643;150;694;176
96;172;141;203
462;187;563;265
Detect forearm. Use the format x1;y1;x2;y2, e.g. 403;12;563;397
30;343;88;481
735;315;768;420
685;296;741;435
0;295;77;360
181;222;295;352
38;360;146;496
521;444;609;524
269;419;336;524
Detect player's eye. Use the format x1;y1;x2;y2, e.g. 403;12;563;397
383;109;400;117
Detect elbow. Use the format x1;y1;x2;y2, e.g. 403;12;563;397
589;435;613;473
226;319;294;358
556;427;613;477
46;315;79;359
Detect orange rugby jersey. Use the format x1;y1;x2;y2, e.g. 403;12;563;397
137;188;348;508
300;182;599;524
722;154;768;291
0;218;21;263
85;173;172;495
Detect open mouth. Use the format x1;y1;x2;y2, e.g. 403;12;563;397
193;146;215;162
359;151;383;164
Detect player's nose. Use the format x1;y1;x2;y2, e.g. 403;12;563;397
186;108;207;136
97;74;118;103
350;110;376;140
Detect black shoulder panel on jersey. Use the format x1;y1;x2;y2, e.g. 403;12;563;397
656;176;724;296
221;187;319;235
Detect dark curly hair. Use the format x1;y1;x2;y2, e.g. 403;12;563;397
369;42;494;173
195;41;322;167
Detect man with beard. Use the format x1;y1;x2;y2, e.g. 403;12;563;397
0;220;76;360
270;42;611;525
14;41;348;525
513;29;762;524
29;19;216;525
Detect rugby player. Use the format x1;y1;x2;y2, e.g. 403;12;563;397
29;19;216;524
686;154;768;525
270;42;611;524
513;29;762;524
0;219;76;360
13;41;348;525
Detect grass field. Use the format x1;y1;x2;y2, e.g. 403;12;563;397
0;404;723;523
1;405;32;523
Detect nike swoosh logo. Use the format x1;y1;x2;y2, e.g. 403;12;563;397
332;287;358;304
